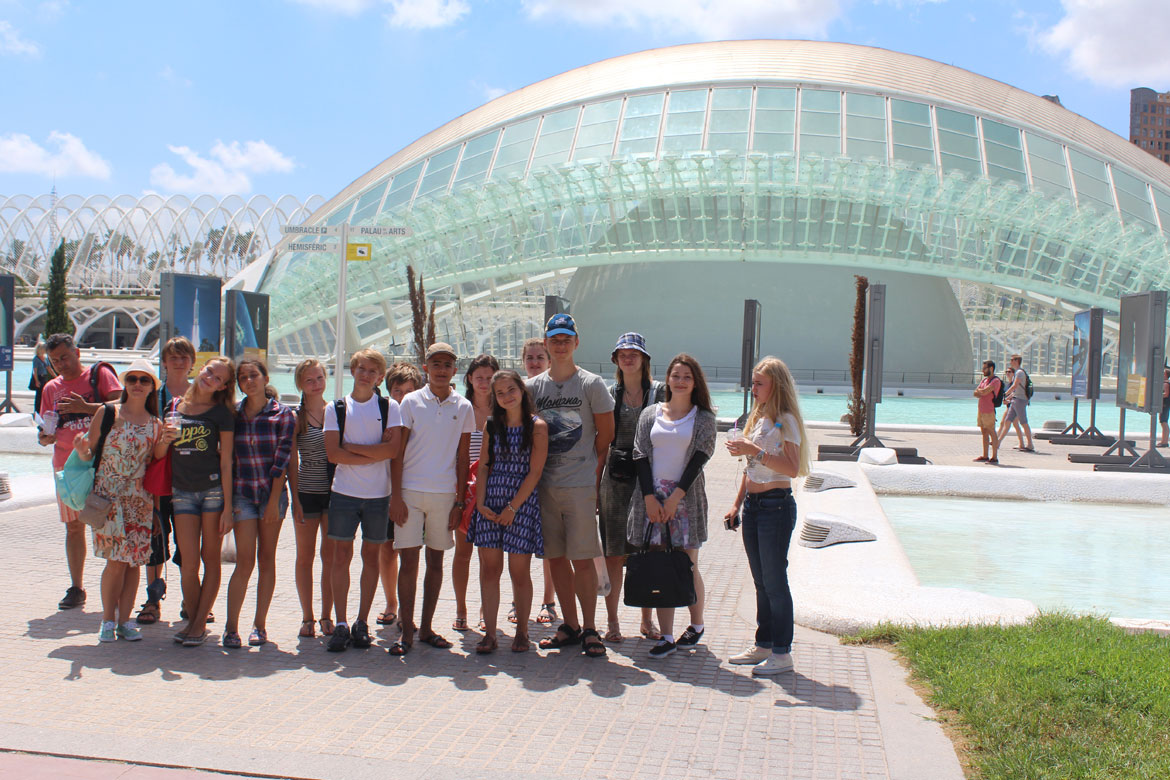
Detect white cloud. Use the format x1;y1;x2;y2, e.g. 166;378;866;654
521;0;842;39
386;0;469;29
38;0;68;21
472;80;509;101
149;140;295;197
1039;0;1170;87
0;131;111;178
0;20;39;56
286;0;375;14
158;65;193;88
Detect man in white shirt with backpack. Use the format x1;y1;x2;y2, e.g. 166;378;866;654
324;348;403;652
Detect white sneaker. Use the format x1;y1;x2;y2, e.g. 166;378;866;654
752;652;794;676
729;645;771;665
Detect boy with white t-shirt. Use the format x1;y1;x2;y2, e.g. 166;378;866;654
388;342;475;655
324;348;403;652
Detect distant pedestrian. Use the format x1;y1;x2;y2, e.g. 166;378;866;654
724;356;810;676
974;360;1002;464
28;340;56;419
1000;354;1033;452
1159;366;1169;448
995;366;1022;450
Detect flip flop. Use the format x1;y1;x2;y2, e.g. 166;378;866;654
451;617;469;632
387;640;411;656
604;624;624;643
376;611;397;626
419;633;452;649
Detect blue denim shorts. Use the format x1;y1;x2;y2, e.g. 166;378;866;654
171;486;225;516
327;492;390;543
233;491;289;523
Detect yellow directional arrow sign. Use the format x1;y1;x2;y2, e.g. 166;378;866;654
346;243;372;261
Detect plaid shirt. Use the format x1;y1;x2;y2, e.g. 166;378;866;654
233;397;296;506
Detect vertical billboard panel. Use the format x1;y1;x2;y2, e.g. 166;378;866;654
224;290;269;362
0;275;13;371
1070;308;1103;400
160;273;222;375
1117;292;1168;413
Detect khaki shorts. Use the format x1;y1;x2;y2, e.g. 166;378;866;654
394;489;455;551
538;484;602;561
977;412;997;431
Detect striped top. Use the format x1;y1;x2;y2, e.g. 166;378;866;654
296;422;331;494
470;428;484;463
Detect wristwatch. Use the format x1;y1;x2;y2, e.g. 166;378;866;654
749;450;765;468
453;501;466;509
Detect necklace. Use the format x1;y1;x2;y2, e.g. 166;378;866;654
623;386;643;408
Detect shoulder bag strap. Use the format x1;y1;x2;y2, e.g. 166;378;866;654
92;403;116;474
333;398;347;442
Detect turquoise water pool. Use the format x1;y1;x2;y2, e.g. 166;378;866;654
881;495;1170;621
11;358;1148;431
1;452;53;478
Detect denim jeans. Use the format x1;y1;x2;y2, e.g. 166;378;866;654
741;488;797;654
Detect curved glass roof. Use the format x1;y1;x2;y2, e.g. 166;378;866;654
256;41;1170;356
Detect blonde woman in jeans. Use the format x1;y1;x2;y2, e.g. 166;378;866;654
724;356;810;676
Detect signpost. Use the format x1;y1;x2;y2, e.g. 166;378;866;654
280;222;412;397
852;283;886;449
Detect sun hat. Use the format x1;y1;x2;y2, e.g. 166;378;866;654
611;332;651;363
545;313;577;337
119;359;160;392
424;342;458;361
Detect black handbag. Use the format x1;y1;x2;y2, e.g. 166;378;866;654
623;524;696;608
607;447;636;481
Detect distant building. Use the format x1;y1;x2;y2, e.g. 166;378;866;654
1131;87;1170;164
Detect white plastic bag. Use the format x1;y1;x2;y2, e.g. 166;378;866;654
594;556;611;597
221;533;237;563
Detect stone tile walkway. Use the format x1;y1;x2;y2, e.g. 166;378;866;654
0;440;962;780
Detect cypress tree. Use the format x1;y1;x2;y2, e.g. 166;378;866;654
43;240;74;336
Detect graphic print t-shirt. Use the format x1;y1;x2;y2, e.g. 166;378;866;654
170;403;236;492
40;365;123;469
527;367;614;488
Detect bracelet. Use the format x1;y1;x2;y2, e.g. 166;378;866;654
454;501;466;509
506;503;516;513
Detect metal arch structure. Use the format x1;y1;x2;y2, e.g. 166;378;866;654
0;192;325;294
249;40;1170;364
266;153;1170;346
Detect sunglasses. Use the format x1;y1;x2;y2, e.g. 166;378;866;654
124;374;154;386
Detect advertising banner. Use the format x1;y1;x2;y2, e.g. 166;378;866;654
160;273;222;374
224;290;269;362
0;275;13;372
1116;292;1168;413
1070;308;1103;400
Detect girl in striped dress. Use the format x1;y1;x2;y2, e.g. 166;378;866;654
288;359;337;638
468;370;548;653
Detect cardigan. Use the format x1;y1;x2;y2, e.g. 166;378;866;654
626;403;717;549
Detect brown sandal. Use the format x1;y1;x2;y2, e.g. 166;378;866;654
318;618;334;636
511;633;530;653
475;635;498;654
299;619;315;638
135;601;160;625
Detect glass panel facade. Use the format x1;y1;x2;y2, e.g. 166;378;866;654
662;89;708;154
617;93;664;156
1068;149;1114;215
451;130;499;192
489;117;539;181
1110;167;1156;226
753;88;796;154
379;161;423;215
325;200;356;225
981;119;1026;185
1153;187;1170;234
936;108;982;177
891;99;933;167
707;88;751;153
530;107;580;170
572;99;621;161
1025;133;1071;198
349;178;389;224
414;145;461;202
846;93;886;161
799;88;841;157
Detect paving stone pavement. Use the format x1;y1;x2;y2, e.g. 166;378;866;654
0;438;962;780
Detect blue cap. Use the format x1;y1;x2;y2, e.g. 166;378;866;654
611;332;650;363
545;313;577;337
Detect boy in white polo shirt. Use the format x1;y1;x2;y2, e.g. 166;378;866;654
389;342;475;655
324;348;403;653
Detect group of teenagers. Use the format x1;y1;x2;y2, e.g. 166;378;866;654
38;312;810;675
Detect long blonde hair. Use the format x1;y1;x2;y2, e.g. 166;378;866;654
294;358;325;436
182;357;236;412
745;356;810;477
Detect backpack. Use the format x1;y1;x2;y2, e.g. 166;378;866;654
332;395;391;443
990;377;1005;409
1020;370;1034;400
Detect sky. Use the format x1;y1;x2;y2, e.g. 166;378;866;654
2;0;1170;203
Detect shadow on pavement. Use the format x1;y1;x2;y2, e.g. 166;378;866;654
773;671;863;712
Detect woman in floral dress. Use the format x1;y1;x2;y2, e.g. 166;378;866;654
75;360;168;643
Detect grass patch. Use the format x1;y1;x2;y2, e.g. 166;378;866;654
846;613;1170;779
